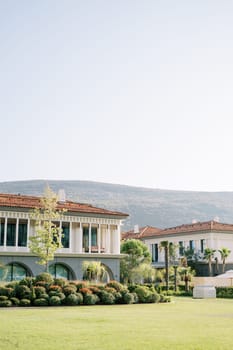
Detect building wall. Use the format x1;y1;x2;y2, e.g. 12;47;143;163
0;208;124;281
0;253;120;281
142;231;233;264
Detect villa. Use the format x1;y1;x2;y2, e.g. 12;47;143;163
122;221;233;275
0;193;128;281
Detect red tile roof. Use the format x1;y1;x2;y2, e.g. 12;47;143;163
122;226;161;240
161;220;233;235
0;193;128;218
122;220;233;240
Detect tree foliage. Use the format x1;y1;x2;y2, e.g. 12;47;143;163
29;187;64;272
218;247;231;273
82;261;107;282
120;239;152;284
203;247;216;276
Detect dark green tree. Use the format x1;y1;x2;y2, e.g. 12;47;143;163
120;239;151;284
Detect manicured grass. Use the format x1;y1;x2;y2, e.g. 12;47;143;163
1;298;233;350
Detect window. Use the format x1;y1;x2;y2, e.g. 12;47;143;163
4;263;30;281
200;239;206;253
62;222;70;248
179;241;184;255
83;227;89;252
189;240;195;250
18;223;27;247
151;244;158;262
82;226;98;252
49;263;71;280
7;222;16;246
91;227;97;246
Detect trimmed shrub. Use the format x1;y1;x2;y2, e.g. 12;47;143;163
33;286;46;298
40;293;49;300
106;281;125;292
75;281;88;291
19;299;31;306
83;293;99;305
19;277;34;288
49;295;61;306
5;281;19;289
56;292;65;301
146;291;160;303
0;295;8;301
98;291;115;305
10;297;20;306
0;299;12;307
15;285;32;300
0;287;14;298
53;278;66;288
63;293;81;306
121;292;135;304
134;285;160;303
79;287;92;295
216;287;233;298
35;273;54;285
33;298;49;306
63;285;77;296
49;285;62;293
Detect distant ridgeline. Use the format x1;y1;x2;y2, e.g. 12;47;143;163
1;180;233;230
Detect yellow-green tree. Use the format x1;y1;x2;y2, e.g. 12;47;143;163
29;187;63;272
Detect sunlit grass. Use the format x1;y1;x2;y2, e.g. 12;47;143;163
1;298;233;350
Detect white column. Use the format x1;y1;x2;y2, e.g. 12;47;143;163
114;225;121;254
69;222;72;252
88;223;92;253
4;217;7;248
15;218;19;248
77;222;83;253
106;224;111;253
26;218;30;249
97;224;101;253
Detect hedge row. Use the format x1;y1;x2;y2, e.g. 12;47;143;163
0;273;171;307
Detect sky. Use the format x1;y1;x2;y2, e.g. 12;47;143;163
1;0;233;192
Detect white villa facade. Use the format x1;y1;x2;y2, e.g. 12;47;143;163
122;221;233;275
0;193;128;281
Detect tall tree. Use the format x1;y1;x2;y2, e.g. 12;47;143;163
120;239;151;284
159;241;169;291
29;187;64;272
218;247;231;273
203;248;216;276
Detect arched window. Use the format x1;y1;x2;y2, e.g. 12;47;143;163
49;263;72;280
3;263;31;281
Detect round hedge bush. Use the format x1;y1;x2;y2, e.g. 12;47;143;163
83;293;99;305
15;285;32;300
98;291;115;305
10;297;20;306
0;299;12;307
35;273;54;285
33;298;49;306
19;299;31;307
0;287;14;298
49;296;61;306
63;293;81;306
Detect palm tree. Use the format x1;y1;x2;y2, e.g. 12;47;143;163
218;247;231;273
159;241;169;290
203;248;216;276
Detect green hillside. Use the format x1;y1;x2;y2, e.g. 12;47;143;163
1;180;233;230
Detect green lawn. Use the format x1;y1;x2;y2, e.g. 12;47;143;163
1;298;233;350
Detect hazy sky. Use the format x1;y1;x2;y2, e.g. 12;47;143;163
1;0;233;191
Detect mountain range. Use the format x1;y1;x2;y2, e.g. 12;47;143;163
1;180;233;230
